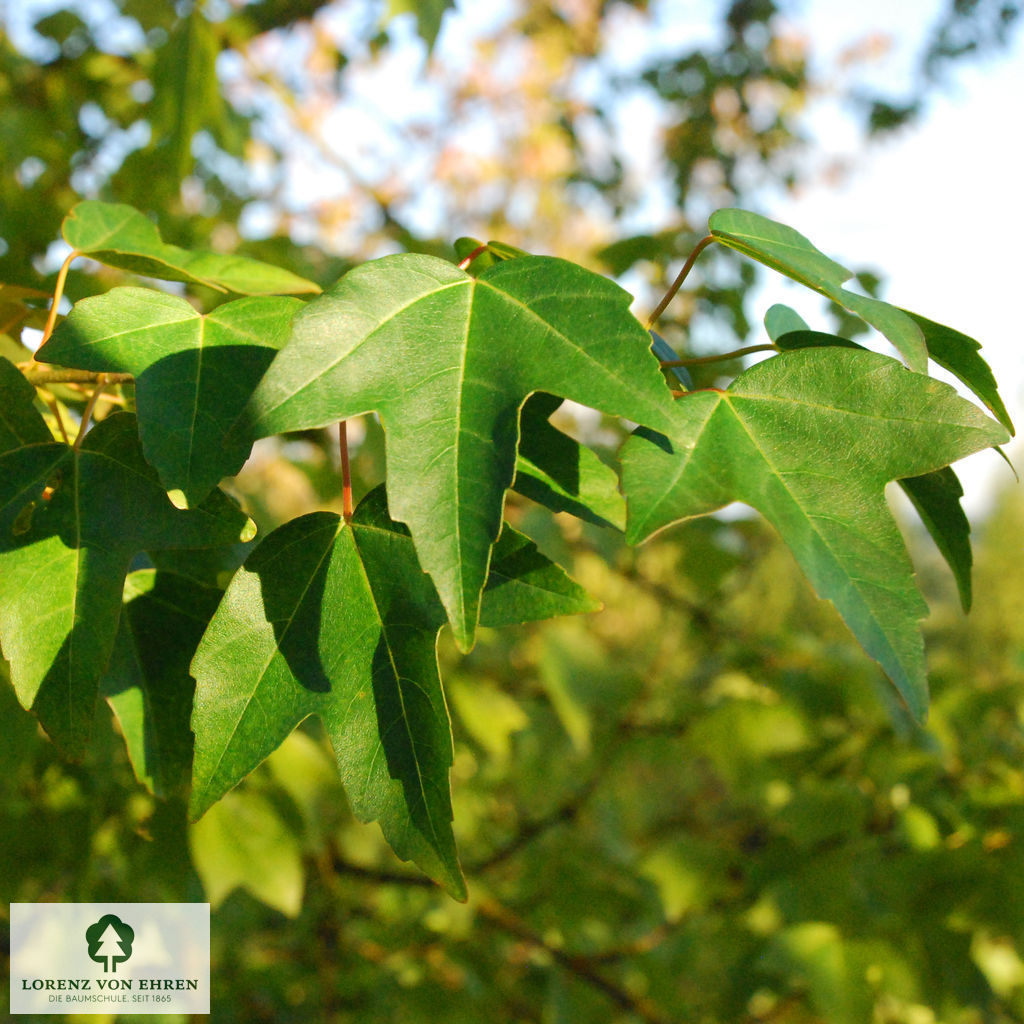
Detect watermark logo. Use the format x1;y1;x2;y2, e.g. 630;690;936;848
85;914;135;973
9;903;209;1016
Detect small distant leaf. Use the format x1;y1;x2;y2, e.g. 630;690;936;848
899;467;973;612
0;358;51;454
62;201;320;295
150;10;223;180
385;0;454;51
514;393;626;531
0;283;50;334
102;570;224;797
710;209;927;371
241;252;673;650
190;487;594;895
0;413;253;756
905;310;1014;435
622;348;1009;720
40;287;302;505
190;788;305;917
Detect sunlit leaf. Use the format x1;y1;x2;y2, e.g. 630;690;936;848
190;487;595;895
240;252;673;649
40;287;302;504
622;347;1009;719
62;201;320;295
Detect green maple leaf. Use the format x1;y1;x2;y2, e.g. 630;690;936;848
190;487;598;897
39;287;302;505
0;413;254;756
385;0;455;51
239;252;674;649
710;209;928;371
622;348;1009;720
763;304;1001;611
62;201;320;296
102;570;224;797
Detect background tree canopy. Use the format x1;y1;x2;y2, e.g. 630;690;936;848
2;1;1023;1021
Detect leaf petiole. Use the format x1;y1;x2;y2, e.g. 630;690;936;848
660;344;777;368
37;249;80;352
339;421;353;521
74;379;109;451
645;235;715;330
457;243;490;271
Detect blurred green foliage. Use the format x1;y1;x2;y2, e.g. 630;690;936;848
5;453;1024;1021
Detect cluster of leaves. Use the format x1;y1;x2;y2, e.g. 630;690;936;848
6;478;1024;1024
0;199;1011;896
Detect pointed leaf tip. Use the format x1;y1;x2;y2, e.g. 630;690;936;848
245;251;673;653
62;201;321;295
623;347;1008;718
710;209;927;372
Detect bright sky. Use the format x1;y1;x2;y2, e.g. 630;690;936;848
755;1;1024;510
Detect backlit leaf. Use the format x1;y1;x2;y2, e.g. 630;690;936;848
62;201;320;295
622;348;1009;719
40;287;302;504
190;788;305;917
899;467;973;612
710;209;928;371
905;310;1013;435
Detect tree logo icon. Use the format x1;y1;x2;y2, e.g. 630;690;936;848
85;914;135;973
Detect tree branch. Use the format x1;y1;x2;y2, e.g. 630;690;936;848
475;897;676;1024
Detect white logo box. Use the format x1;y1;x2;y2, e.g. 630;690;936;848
10;903;209;1016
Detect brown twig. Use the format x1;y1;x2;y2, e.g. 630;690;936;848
475;897;676;1024
660;344;777;368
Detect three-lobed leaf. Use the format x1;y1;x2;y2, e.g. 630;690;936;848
763;304;996;610
62;201;320;296
238;251;674;650
622;348;1009;720
0;412;253;756
189;487;597;896
39;287;302;505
